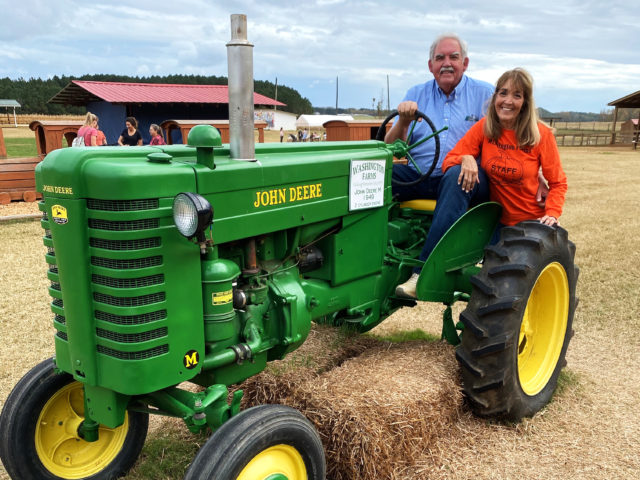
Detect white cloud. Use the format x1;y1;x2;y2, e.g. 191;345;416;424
0;0;638;112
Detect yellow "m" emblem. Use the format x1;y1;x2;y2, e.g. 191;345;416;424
183;350;199;369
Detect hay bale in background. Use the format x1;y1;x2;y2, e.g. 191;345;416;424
239;325;462;480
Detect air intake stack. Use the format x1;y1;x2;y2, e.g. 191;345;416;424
226;14;255;161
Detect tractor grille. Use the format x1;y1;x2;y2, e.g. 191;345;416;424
92;274;164;289
97;344;168;360
93;292;166;307
91;256;162;270
89;218;159;231
41;200;66;344
90;237;161;251
96;327;168;343
87;198;159;212
95;309;167;326
87;197;169;361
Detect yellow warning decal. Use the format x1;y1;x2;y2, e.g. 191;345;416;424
212;290;233;305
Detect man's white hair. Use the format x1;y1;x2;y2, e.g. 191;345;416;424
429;33;468;61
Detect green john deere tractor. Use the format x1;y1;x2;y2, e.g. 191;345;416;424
0;15;577;480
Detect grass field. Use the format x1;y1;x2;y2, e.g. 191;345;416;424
1;137;38;157
1;145;639;479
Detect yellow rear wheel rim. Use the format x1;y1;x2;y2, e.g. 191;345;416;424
35;381;129;479
518;262;569;396
237;444;306;480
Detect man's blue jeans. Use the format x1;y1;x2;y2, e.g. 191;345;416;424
392;164;490;273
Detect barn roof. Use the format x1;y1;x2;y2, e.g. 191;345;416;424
48;80;286;107
608;89;640;108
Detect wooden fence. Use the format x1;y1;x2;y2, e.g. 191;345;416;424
555;134;614;146
553;121;618;132
0;114;85;126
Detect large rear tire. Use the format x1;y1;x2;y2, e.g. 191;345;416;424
456;221;578;421
184;404;325;480
0;358;148;480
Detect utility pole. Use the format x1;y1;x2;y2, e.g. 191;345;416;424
387;75;390;113
274;77;278;111
335;76;339;112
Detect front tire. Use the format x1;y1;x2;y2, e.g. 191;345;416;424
0;358;148;480
184;404;325;480
456;221;578;421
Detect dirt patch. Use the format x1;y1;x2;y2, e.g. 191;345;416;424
0;201;40;217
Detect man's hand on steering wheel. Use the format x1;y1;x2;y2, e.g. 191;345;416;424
396;101;422;130
376;108;446;187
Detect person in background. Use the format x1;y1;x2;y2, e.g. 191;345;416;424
77;112;99;146
149;124;166;146
118;116;143;146
386;33;494;298
95;121;107;146
442;68;567;230
280;127;284;143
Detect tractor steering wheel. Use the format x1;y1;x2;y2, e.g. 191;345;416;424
376;109;444;187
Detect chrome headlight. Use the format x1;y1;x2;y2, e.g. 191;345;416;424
173;192;213;241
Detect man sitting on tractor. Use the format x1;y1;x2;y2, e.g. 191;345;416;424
385;33;494;298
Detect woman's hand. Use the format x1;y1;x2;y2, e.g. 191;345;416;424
539;215;558;226
458;155;479;193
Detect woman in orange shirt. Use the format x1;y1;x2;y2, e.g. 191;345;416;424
443;68;567;227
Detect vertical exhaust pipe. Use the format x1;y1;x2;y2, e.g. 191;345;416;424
227;14;255;161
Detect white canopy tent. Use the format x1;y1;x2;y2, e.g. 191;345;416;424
295;114;353;129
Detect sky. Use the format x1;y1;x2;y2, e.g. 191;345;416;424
1;0;639;113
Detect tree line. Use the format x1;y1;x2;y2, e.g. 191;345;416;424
0;74;313;115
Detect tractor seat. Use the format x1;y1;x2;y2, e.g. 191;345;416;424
399;199;437;212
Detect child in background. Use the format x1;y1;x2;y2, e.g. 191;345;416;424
95;122;107;146
149;124;166;145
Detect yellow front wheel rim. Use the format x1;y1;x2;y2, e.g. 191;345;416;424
518;262;569;396
237;444;306;480
35;381;129;479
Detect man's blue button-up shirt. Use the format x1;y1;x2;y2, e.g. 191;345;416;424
398;75;494;176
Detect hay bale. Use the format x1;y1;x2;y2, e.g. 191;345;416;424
239;325;462;480
239;324;380;407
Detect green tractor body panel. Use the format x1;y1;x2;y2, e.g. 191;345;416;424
34;134;496;429
416;202;502;303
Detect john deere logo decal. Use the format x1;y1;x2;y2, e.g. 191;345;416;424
183;350;199;369
51;205;68;225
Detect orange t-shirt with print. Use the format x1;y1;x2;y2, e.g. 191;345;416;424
442;118;567;226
